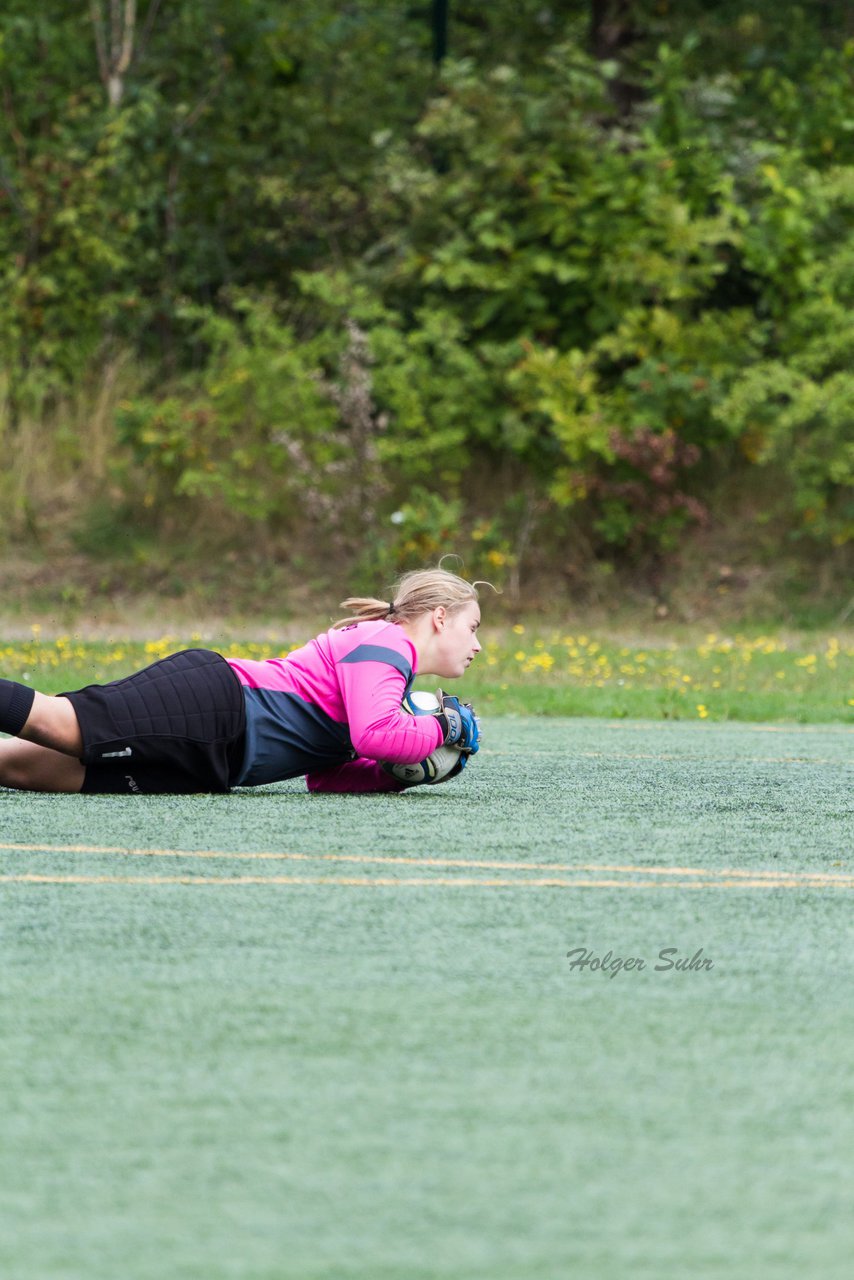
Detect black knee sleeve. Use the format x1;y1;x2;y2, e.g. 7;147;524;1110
0;680;36;736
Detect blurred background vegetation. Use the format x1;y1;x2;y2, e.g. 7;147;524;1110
0;1;852;623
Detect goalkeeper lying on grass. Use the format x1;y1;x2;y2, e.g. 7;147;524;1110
0;567;482;796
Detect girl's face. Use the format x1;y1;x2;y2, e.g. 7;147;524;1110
430;600;482;679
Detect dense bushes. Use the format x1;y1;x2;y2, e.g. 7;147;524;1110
0;3;852;592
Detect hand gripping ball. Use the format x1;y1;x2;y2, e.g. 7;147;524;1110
384;690;465;786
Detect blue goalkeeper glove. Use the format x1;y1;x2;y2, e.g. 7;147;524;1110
436;691;480;755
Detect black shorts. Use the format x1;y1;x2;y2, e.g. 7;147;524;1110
63;649;247;795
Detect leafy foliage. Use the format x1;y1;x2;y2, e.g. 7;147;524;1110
0;1;852;585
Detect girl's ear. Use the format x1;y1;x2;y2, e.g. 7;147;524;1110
433;606;447;631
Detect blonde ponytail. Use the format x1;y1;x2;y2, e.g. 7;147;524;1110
333;566;492;628
334;596;397;625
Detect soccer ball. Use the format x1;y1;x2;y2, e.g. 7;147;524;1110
385;689;463;785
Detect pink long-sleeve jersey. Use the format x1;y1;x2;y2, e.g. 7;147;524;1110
225;620;443;793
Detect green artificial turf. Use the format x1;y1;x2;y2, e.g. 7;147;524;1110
1;718;853;1279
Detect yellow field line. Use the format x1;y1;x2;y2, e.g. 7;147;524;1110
578;747;850;757
490;748;851;764
0;842;850;885
482;747;851;763
0;872;851;890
